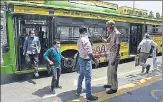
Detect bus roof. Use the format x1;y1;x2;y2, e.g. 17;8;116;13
5;1;162;23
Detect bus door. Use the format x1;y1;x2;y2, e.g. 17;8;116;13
130;24;142;55
13;14;52;71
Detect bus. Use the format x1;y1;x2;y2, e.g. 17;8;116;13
1;1;162;74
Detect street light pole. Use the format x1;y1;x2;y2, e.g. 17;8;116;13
133;0;135;15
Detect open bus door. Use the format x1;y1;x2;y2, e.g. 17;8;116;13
129;24;143;55
13;14;53;72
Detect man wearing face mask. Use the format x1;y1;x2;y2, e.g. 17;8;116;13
44;39;68;94
23;30;41;77
98;20;122;94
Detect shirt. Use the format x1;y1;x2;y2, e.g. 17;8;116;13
77;35;92;59
137;38;158;54
23;36;41;54
106;28;121;53
43;47;63;68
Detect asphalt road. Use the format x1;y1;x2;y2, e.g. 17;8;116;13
1;56;162;102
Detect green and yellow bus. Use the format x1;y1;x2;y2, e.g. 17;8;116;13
1;1;162;74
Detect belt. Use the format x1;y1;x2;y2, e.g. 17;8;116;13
79;57;91;61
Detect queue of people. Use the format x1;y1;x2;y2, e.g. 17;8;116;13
22;20;158;101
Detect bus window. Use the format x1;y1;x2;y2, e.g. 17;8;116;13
57;27;69;39
88;27;94;35
117;26;129;42
94;27;103;35
146;25;153;33
73;27;80;38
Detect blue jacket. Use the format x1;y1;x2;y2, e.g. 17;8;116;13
44;47;63;68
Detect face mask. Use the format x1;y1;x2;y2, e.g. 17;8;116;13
107;24;114;33
30;34;34;37
56;44;60;48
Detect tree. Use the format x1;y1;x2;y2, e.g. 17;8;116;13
148;11;154;18
156;12;160;19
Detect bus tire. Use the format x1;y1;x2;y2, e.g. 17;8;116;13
61;53;76;73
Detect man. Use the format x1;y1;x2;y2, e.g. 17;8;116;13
99;20;121;94
23;30;41;77
76;26;99;101
44;39;68;94
137;33;158;73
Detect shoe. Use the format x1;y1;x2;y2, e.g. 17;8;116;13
103;85;111;88
76;92;81;96
51;88;56;94
55;85;62;89
106;89;117;94
34;72;39;78
141;67;145;73
146;65;151;73
86;94;98;101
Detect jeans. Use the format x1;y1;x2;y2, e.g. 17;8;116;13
51;65;61;90
77;57;92;98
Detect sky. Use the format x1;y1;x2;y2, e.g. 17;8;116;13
106;1;162;16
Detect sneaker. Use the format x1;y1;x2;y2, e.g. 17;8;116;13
76;92;81;96
141;67;145;73
146;65;151;73
103;85;111;88
86;95;98;101
106;89;117;94
34;72;39;78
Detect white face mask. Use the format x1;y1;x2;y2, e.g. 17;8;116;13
56;44;60;48
30;34;35;37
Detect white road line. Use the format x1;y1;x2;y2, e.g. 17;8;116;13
73;69;142;86
42;94;57;99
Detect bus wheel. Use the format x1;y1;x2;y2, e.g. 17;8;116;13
62;57;75;73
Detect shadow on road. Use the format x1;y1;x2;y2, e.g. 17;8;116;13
32;85;106;101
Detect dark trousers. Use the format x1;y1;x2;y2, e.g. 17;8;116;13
51;65;61;90
25;54;39;73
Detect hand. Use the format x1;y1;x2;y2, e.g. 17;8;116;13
23;52;25;55
93;53;100;59
49;61;54;65
98;35;103;39
111;61;116;66
94;59;99;67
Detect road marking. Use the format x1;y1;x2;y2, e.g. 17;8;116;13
76;75;162;102
73;69;141;86
42;94;57;99
151;89;162;100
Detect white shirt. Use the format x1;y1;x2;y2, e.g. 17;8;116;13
77;35;92;59
138;38;158;54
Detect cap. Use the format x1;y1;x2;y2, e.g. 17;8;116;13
106;20;115;25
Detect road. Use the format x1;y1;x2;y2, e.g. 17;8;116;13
1;56;162;102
